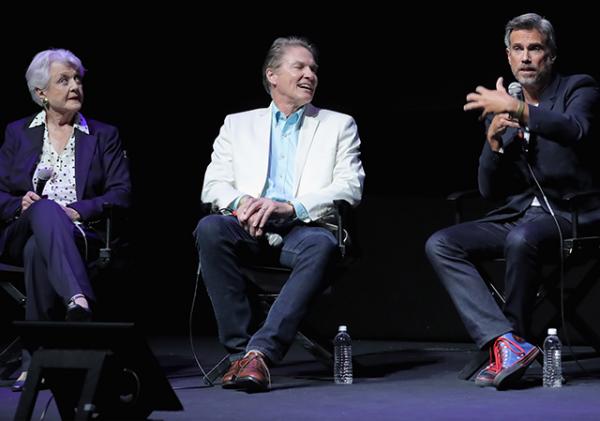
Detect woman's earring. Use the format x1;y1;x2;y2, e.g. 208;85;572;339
42;97;49;109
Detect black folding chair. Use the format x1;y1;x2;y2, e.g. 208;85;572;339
447;189;600;380
200;200;361;384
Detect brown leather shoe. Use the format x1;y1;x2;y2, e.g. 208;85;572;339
235;352;271;392
221;359;243;389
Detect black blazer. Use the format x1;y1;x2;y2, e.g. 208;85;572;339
478;73;600;226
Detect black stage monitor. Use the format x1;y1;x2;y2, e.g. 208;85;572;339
14;321;183;420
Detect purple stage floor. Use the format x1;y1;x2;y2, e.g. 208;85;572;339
1;336;599;420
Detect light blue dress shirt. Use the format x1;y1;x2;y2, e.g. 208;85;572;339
232;103;309;221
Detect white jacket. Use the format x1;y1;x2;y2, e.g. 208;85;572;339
201;104;365;221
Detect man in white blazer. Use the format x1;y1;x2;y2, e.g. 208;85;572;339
195;36;364;392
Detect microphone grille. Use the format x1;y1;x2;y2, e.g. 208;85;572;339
266;232;283;247
508;82;523;99
37;167;53;181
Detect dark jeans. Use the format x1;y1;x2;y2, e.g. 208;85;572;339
425;206;571;348
194;214;338;363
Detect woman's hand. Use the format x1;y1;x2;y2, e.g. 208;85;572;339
21;191;41;213
62;206;81;222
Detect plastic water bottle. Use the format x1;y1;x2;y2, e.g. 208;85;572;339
543;328;562;388
333;325;353;384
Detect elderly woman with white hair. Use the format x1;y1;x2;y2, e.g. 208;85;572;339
0;48;131;391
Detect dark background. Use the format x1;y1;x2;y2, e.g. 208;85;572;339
2;4;599;343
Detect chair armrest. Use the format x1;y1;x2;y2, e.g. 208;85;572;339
100;203;129;243
563;190;600;238
198;200;357;259
98;203;129;268
446;189;481;202
199;201;215;218
333;200;349;257
446;189;481;224
333;200;359;260
563;190;600;203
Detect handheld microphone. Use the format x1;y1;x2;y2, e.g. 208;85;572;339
265;232;283;247
35;167;53;197
508;81;523;101
508;82;528;151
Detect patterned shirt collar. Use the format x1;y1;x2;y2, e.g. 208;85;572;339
29;110;89;134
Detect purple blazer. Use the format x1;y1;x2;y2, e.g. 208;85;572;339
0;114;131;243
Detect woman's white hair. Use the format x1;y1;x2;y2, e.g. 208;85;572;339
25;48;85;107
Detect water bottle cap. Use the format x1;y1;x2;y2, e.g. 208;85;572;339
338;325;347;332
548;328;557;335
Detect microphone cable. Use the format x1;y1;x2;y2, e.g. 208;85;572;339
526;161;589;376
179;205;235;388
183;262;214;387
39;395;54;421
73;221;88;261
170;265;214;390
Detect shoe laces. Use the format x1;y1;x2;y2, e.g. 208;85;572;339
484;335;527;373
495;336;527;369
241;352;271;387
484;346;501;374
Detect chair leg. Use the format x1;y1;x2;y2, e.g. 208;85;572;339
564;264;600;354
0;337;22;379
458;349;489;380
535;262;600;357
0;280;27;307
565;313;600;355
203;354;231;385
294;331;334;369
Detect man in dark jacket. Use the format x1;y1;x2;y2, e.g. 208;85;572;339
426;13;600;390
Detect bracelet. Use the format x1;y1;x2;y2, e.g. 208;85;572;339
514;100;525;122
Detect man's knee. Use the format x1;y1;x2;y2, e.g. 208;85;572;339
194;214;236;249
425;230;451;261
297;230;338;261
505;229;535;256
